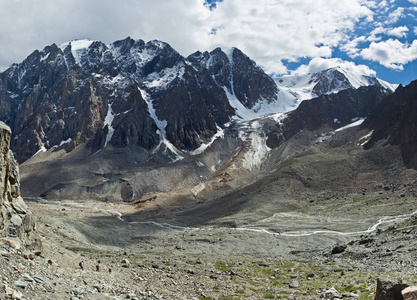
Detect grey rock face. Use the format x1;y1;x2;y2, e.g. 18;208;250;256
0;121;40;250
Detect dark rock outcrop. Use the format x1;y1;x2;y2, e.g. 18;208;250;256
0;121;40;250
374;278;408;300
362;80;417;168
331;245;346;255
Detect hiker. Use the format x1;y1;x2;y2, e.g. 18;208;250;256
79;261;84;270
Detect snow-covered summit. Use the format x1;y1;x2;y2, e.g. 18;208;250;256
275;66;397;110
59;39;97;66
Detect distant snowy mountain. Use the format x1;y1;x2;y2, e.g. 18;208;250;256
275;66;397;110
0;37;396;164
0;37;401;202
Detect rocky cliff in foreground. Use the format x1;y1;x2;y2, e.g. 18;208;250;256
0;121;39;250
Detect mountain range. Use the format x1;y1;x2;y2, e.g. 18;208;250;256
0;37;411;202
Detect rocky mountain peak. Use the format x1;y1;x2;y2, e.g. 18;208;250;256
309;67;354;96
187;46;278;113
230;47;278;109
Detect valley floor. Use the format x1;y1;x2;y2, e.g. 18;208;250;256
2;197;417;300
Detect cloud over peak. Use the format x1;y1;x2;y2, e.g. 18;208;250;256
0;0;415;83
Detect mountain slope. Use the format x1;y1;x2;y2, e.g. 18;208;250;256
362;80;417;168
266;85;392;149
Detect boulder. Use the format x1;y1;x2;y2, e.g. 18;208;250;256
288;280;300;289
323;287;343;299
374;278;409;300
402;286;417;300
331;245;346;254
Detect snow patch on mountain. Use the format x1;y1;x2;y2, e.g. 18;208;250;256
336;66;396;91
32;143;47;157
242;120;271;171
358;130;374;147
103;104;115;147
145;65;185;90
191;126;225;155
133;47;156;68
140;89;184;162
226;89;259;120
59;39;95;66
335;118;365;132
59;138;72;147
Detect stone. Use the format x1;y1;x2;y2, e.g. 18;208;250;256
12;289;23;300
288;280;300;288
11;197;28;215
22;273;34;282
121;258;129;264
33;275;49;285
71;287;83;295
14;280;28;288
331;245;346;254
323;287;343;299
4;284;14;296
121;258;130;268
1;238;22;249
402;286;417;300
374;278;409;300
93;285;102;292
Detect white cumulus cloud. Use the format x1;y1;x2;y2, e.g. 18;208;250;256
387;26;409;37
292;57;376;77
359;39;417;70
0;0;415;79
0;0;374;76
203;0;373;74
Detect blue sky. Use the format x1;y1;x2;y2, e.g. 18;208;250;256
204;0;417;85
0;0;416;85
